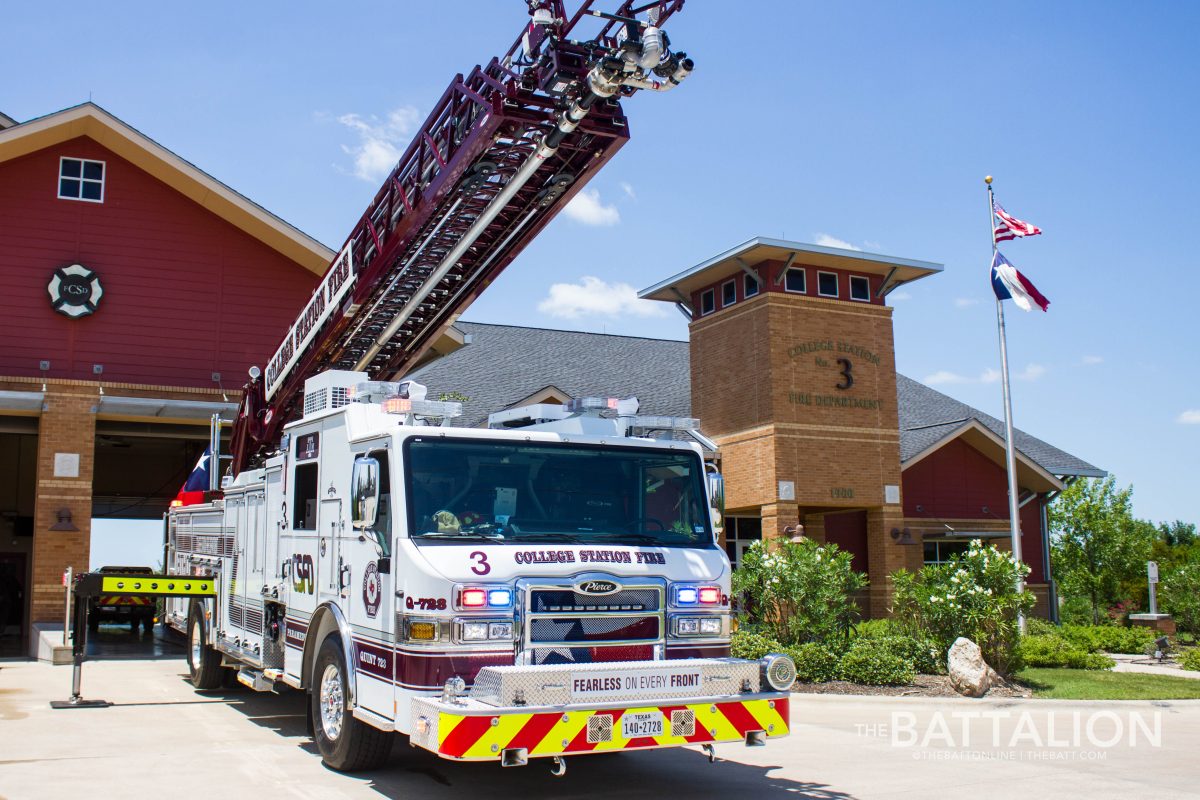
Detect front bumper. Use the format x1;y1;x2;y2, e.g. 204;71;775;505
409;658;790;762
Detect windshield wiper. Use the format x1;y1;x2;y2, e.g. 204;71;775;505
417;531;505;542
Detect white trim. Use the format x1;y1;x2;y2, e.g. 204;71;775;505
720;279;737;308
57;156;105;203
816;270;839;298
743;271;759;298
783;267;806;293
699;287;715;316
849;274;871;302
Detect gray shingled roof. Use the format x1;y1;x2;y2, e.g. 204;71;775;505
408;322;691;427
896;374;1104;478
411;322;1102;478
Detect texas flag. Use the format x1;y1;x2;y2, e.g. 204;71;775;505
171;448;211;507
991;251;1050;312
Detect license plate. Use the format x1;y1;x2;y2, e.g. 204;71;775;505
621;711;664;739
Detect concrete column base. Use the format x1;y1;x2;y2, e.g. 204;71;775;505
1129;614;1177;636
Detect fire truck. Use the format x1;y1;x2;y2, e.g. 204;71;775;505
163;1;796;774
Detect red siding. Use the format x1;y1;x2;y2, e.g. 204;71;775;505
0;136;320;388
902;437;1047;582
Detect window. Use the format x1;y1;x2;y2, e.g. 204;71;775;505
700;288;715;316
744;272;759;298
849;275;871;302
817;271;839;298
784;268;806;293
293;463;319;530
923;540;969;565
721;280;737;307
723;516;762;569
405;438;713;548
58;157;105;202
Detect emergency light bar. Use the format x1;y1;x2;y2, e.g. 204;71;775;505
627;414;699;431
381;397;463;419
351;380;463;420
564;396;639;415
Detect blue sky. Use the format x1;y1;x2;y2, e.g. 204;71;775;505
3;1;1196;527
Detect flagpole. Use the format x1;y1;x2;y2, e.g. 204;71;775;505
986;175;1027;634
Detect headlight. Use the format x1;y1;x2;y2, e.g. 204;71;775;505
698;617;722;636
672;615;726;637
461;621;489;641
761;653;797;692
455;618;515;643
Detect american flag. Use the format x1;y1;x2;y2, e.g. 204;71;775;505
993;199;1042;242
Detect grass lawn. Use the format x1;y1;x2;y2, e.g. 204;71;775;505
1017;668;1200;700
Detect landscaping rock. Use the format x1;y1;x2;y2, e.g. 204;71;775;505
948;637;998;697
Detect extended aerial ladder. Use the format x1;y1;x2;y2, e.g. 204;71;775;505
229;0;693;475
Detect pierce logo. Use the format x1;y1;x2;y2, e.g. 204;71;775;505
576;579;619;595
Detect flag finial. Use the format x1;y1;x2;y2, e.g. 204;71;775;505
984;175;993;184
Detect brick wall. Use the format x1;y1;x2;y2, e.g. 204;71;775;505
29;386;98;622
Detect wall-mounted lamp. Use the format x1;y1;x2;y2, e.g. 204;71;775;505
890;527;916;545
49;508;79;531
212;371;227;402
40;359;51;393
93;364;104;395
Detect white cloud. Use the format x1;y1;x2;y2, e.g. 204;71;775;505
925;364;1043;386
924;370;970;386
1016;363;1047;381
954;297;980;309
1082;355;1103;365
619;181;637;200
814;233;862;251
564;189;620;226
1178;410;1200;425
337;107;420;182
538;276;666;319
889;291;912;302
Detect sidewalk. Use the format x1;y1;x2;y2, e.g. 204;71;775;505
1108;652;1200;680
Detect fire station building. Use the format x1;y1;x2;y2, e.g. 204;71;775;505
411;238;1103;620
1;104;1102;656
0;103;331;655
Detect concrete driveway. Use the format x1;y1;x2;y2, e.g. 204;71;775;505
1;657;1197;799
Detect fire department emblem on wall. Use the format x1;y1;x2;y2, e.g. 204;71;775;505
48;264;104;318
362;561;381;618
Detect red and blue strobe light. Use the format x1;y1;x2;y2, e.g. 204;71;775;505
457;585;513;610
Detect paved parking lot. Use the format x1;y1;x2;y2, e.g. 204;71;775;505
2;654;1198;799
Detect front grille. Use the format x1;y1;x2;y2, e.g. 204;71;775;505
530;644;655;665
530;616;659;643
530;588;660;613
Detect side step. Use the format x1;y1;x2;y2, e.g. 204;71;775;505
236;668;276;693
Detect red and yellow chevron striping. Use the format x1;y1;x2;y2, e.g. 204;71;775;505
436;698;789;760
97;596;154;606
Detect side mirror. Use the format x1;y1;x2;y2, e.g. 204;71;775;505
352;457;380;531
706;471;725;539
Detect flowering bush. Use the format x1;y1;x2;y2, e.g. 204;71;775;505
732;538;867;645
1161;564;1200;634
891;540;1034;675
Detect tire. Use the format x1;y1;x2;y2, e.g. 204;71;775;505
131;618;140;634
143;617;155;635
187;606;223;690
311;636;392;772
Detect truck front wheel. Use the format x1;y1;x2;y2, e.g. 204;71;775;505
311;636;392;771
187;606;223;690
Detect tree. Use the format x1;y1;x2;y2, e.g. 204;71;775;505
1158;520;1197;548
1048;476;1157;624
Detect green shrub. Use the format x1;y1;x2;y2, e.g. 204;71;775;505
787;642;840;683
870;635;945;675
1059;624;1155;654
851;618;899;639
730;629;784;661
1019;634;1115;670
891;540;1034;675
732;538;867;645
837;642;917;685
1161;565;1200;634
1025;617;1058;637
1179;648;1200;672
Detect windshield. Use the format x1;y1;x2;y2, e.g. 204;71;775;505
404;437;713;547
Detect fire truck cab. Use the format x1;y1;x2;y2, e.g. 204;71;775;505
165;370;795;772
